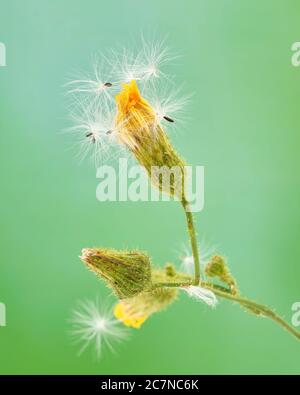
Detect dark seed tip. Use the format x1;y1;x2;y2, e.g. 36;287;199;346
163;115;175;123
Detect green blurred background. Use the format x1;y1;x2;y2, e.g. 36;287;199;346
1;0;300;374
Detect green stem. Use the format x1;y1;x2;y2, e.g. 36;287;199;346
182;198;201;285
202;282;300;341
178;179;300;340
156;278;300;341
153;281;193;288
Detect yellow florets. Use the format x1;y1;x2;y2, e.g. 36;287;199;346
114;302;148;329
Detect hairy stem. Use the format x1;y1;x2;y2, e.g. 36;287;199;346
202;282;300;341
153;281;193;288
178;179;299;340
182;198;201;285
156;278;300;341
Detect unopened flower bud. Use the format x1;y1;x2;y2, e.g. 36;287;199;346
80;248;151;298
165;262;176;277
205;255;238;295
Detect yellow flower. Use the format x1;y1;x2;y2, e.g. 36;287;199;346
116;80;156;150
114;284;178;329
114;302;148;329
115;80;186;199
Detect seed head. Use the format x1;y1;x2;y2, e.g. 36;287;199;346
115;80;186;199
69;298;128;358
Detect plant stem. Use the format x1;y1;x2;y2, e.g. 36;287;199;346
153;281;193;288
157;276;300;341
182;198;201;285
202;282;300;340
178;187;300;340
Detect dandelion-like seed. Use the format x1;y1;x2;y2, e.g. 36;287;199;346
181;286;218;308
109;47;144;84
146;86;190;127
70;298;128;358
180;255;195;275
140;38;175;82
180;240;216;275
66;58;116;105
67;98;122;165
108;39;172;85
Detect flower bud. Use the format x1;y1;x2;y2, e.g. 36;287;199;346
205;255;238;295
115;80;186;199
80;248;151;298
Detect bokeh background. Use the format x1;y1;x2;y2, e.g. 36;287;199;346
1;0;300;374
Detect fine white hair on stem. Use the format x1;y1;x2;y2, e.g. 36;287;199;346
181;286;218;308
69;298;128;359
